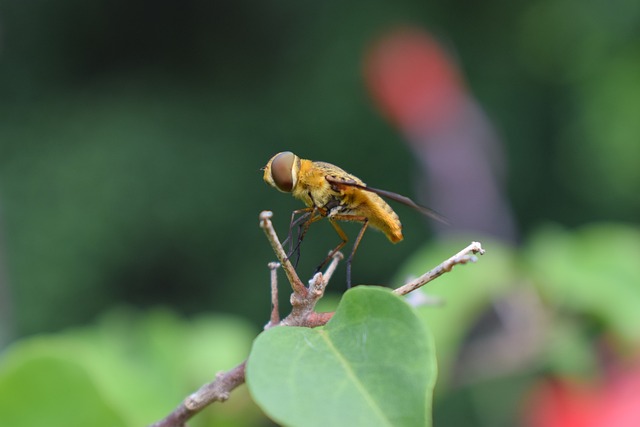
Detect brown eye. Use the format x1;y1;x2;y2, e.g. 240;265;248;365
271;152;295;192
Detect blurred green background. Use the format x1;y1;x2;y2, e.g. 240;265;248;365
1;0;639;426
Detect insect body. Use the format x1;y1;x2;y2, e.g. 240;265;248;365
262;151;444;288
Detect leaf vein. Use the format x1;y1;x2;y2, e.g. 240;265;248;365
318;328;394;427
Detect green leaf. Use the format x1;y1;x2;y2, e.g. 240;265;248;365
246;286;436;427
0;308;261;427
525;223;640;343
0;354;126;427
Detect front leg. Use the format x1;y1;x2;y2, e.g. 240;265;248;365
283;208;313;256
286;207;324;268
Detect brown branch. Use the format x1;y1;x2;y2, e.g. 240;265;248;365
393;241;485;296
149;212;483;427
267;262;281;328
149;361;247;427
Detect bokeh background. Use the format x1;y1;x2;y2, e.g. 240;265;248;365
1;1;639;426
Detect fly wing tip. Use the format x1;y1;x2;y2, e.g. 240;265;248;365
418;206;449;225
436;214;450;225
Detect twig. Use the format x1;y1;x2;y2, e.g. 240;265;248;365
393;241;485;296
319;250;343;284
267;262;281;328
149;361;247;427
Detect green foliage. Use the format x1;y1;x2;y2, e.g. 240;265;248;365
525;224;640;344
246;286;436;427
0;93;273;335
0;309;261;427
0;356;127;427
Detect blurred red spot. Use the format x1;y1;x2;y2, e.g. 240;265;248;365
523;379;597;427
522;358;640;427
364;27;464;132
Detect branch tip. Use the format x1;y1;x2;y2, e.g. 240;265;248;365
471;241;485;255
259;210;273;221
309;271;323;285
268;261;281;270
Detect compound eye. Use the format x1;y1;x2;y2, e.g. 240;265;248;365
271;152;295;192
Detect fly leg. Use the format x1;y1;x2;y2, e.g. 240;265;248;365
318;216;368;289
285;207;323;268
345;218;369;289
314;219;348;275
283;208;313;258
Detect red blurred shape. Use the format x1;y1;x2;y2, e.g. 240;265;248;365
364;28;464;132
523;379;597;427
522;360;640;427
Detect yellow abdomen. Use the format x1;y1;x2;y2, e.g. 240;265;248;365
350;191;403;243
369;194;403;243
